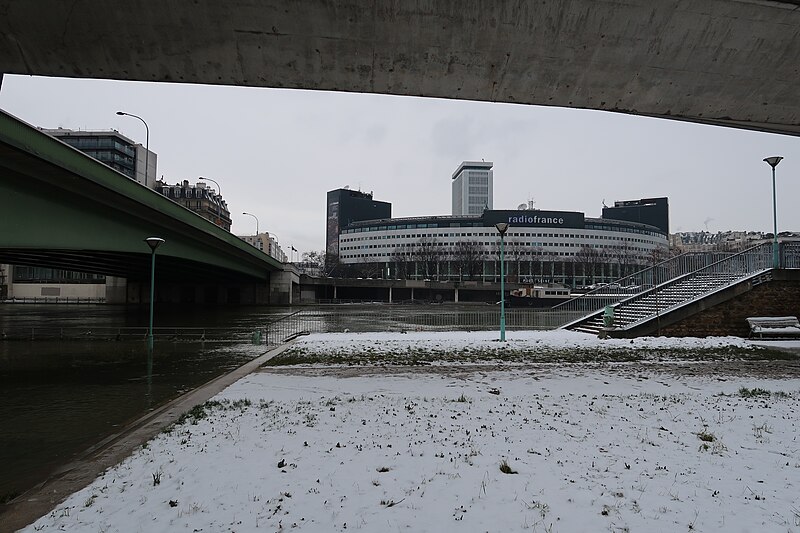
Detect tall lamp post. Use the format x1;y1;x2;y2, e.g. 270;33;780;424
199;176;223;226
763;156;783;269
242;212;259;235
145;237;165;351
116;111;150;188
495;222;509;342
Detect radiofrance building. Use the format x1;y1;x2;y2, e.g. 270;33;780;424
337;200;669;287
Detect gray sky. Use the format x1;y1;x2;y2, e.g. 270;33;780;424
1;75;798;256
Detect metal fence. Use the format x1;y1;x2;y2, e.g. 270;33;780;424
1;297;107;304
0;326;260;342
782;241;800;269
264;307;575;346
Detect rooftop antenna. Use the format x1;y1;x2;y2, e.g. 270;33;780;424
602;198;607;208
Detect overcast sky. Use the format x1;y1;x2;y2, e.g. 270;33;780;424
1;75;797;256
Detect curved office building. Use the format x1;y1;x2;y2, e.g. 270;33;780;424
338;208;669;286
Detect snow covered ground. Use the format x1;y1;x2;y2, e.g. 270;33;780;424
22;331;800;532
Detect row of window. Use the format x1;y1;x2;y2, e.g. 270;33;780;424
342;232;658;245
342;241;650;251
341;250;651;259
63;137;135;156
159;187;223;203
343;223;663;238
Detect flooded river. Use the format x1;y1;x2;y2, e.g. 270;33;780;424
0;304;292;503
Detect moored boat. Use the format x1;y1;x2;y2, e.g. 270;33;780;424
508;284;573;308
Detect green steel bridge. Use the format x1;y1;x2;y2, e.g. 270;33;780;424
0;110;288;303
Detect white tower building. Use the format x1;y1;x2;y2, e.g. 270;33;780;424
452;161;493;215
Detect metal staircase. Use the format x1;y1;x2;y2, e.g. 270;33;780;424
560;243;775;335
570;272;755;335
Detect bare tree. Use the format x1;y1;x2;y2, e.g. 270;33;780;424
353;257;383;279
452;240;484;281
502;240;529;283
411;236;441;280
614;241;639;279
390;247;411;279
574;245;603;285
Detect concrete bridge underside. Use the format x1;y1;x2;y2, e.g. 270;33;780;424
1;1;799;135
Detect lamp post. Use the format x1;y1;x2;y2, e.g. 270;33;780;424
495;222;509;342
242;212;259;235
763;156;783;269
116;111;149;188
199;176;223;227
144;237;165;351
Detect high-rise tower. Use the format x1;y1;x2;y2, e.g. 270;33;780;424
452;161;493;215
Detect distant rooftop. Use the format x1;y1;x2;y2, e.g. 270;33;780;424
452;160;493;179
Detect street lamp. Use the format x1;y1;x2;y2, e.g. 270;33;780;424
242;212;259;235
116;111;150;188
763;156;783;269
144;237;165;351
198;176;223;227
495;222;510;342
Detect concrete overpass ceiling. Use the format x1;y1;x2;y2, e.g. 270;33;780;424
1;1;799;134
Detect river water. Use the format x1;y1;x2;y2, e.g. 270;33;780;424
0;304;293;503
0;302;534;504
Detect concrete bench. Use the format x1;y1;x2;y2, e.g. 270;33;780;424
746;316;800;339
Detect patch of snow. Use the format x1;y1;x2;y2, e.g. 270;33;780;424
23;346;800;532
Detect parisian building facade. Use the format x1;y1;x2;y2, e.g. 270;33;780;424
239;233;287;263
156;180;232;231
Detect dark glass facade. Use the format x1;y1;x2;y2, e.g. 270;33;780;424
12;266;105;284
326;189;391;256
602;197;669;234
52;134;137;179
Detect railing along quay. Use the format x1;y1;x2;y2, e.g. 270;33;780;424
264;307;575;346
0;326;259;342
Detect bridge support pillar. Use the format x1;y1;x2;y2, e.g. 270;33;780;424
269;269;294;304
105;276;127;304
388;286;392;303
454;287;459;303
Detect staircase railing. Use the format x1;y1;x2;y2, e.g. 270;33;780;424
551;250;738;325
562;242;774;331
607;242;774;329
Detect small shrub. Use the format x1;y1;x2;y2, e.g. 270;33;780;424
697;430;715;442
499;459;517;474
739;387;771;398
456;393;469;403
376;466;390;473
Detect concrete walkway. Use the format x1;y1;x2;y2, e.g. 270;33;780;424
1;342;291;533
